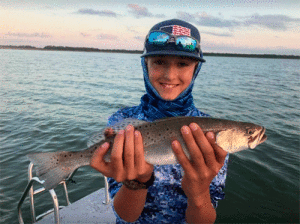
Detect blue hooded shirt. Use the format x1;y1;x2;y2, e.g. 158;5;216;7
107;58;229;223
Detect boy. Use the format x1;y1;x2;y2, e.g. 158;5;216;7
91;19;229;223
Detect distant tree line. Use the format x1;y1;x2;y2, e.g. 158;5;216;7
1;45;299;59
43;45;142;54
203;52;300;59
0;45;37;49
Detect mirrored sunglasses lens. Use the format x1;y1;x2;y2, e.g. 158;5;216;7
176;37;197;51
148;32;169;45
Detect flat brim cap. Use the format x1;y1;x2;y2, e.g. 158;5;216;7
141;19;205;62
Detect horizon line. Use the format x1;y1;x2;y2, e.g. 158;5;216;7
1;44;299;59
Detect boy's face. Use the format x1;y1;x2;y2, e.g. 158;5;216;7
146;56;198;101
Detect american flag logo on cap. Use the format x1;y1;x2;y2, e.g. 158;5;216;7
159;25;191;37
172;25;191;36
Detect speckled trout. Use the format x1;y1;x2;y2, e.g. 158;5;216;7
27;116;267;190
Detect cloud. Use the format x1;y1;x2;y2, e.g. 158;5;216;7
128;4;165;19
77;9;117;17
80;33;91;37
177;11;300;32
128;4;151;18
96;34;119;40
177;12;240;28
202;31;233;37
126;26;139;34
5;32;51;38
134;36;144;41
242;14;300;31
176;11;196;23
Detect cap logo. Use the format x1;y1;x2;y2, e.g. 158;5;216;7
172;25;191;36
159;25;191;37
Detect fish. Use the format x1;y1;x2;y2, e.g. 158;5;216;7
27;116;267;190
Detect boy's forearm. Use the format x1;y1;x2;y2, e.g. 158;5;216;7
113;185;148;222
185;190;216;224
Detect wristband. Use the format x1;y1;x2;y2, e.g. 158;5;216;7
122;172;155;190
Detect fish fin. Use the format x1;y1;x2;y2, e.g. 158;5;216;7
87;119;147;147
110;118;148;132
87;132;105;147
27;152;80;190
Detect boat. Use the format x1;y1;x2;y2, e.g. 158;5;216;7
18;163;115;223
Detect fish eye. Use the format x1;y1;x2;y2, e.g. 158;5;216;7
247;129;255;135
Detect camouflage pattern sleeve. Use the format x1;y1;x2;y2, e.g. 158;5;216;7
105;108;229;223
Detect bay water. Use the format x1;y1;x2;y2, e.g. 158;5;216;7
0;49;299;223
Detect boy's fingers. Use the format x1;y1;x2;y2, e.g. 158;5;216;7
134;130;145;169
90;142;110;174
110;130;125;181
124;125;135;179
134;130;153;178
205;132;227;164
189;123;217;168
180;125;205;168
172;140;193;172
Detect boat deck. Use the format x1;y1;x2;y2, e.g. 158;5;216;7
37;188;115;223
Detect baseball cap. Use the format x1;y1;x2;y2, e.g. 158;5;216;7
141;19;205;62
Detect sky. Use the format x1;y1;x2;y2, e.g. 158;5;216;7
1;0;299;55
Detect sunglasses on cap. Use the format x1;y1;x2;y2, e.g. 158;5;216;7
146;31;200;53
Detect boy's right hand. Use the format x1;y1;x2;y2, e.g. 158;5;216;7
90;125;154;183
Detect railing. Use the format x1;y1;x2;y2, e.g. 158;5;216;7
103;176;110;205
17;163;111;224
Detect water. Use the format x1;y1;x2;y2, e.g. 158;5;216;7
0;49;299;223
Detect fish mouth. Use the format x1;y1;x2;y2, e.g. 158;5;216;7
259;127;267;143
249;127;267;149
259;128;267;144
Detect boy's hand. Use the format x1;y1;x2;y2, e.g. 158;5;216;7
90;125;154;183
171;123;227;207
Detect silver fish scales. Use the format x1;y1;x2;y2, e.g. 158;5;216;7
27;116;267;190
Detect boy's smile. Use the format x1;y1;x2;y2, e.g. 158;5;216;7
146;56;198;101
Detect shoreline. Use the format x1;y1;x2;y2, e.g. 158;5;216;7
1;45;299;59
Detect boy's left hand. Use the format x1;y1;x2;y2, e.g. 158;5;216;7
171;123;227;207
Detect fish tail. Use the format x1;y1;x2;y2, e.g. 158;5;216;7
27;152;81;190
